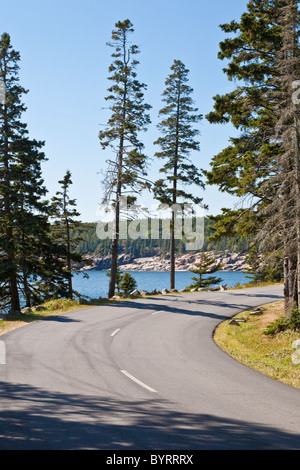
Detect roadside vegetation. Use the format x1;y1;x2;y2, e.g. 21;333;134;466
214;300;300;390
0;298;109;336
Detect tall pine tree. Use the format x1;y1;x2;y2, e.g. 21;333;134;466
99;19;151;298
51;170;84;300
153;60;204;290
205;0;300;314
0;33;57;312
205;0;282;243
255;0;300;312
0;33;27;311
0;33;73;312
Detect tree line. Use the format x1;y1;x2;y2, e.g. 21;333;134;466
74;218;251;258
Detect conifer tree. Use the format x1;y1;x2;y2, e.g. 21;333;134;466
0;33;26;311
189;251;223;290
256;0;300;312
0;34;78;311
99;19;151;298
0;33;62;311
205;0;300;314
51;170;84;299
205;0;282;243
153;60;204;290
119;271;137;296
14;137;50;307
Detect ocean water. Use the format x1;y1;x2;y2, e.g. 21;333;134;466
72;269;250;299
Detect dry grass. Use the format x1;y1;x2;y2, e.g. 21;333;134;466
214;301;300;390
0;301;93;336
0;295;135;337
0;319;29;336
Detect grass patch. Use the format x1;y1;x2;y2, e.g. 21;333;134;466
214;300;300;390
0;293;151;336
231;280;284;290
0;297;111;336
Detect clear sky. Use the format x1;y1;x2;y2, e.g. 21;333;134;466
1;0;249;222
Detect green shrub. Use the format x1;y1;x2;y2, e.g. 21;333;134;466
119;272;137;296
43;298;79;311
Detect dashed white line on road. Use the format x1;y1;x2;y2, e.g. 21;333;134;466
120;369;157;393
0;341;5;364
111;328;120;337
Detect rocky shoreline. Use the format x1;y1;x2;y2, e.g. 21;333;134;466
81;251;249;273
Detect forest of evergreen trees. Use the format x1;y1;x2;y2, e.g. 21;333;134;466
1;0;299;310
73;217;251;259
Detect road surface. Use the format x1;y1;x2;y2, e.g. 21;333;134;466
1;285;300;450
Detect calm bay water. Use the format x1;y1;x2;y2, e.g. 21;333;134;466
72;270;250;299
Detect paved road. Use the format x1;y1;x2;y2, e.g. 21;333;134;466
1;285;300;450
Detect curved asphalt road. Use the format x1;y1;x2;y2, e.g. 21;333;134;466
1;285;300;450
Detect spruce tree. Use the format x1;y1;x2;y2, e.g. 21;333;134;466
204;1;282;286
13;137;50;307
205;0;282;242
119;271;137;296
153;60;204;290
99;19;151;298
0;33;25;311
189;251;223;290
205;0;300;314
256;0;300;312
0;33;58;312
51;170;84;299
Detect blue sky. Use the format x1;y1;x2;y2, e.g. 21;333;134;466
1;0;249;222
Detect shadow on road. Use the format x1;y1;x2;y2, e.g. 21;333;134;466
0;380;298;450
102;290;284;321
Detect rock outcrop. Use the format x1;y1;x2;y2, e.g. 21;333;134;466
81;251;249;272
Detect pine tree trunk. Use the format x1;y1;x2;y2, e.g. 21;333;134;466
170;211;175;290
9;271;20;312
170;78;181;291
6;217;20;312
284;256;289;314
294;110;300;311
288;254;297;315
108;137;123;299
3;101;20;312
108;199;120;298
66;218;73;299
22;265;31;308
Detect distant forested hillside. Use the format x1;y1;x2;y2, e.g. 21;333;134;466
70;218;251;258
